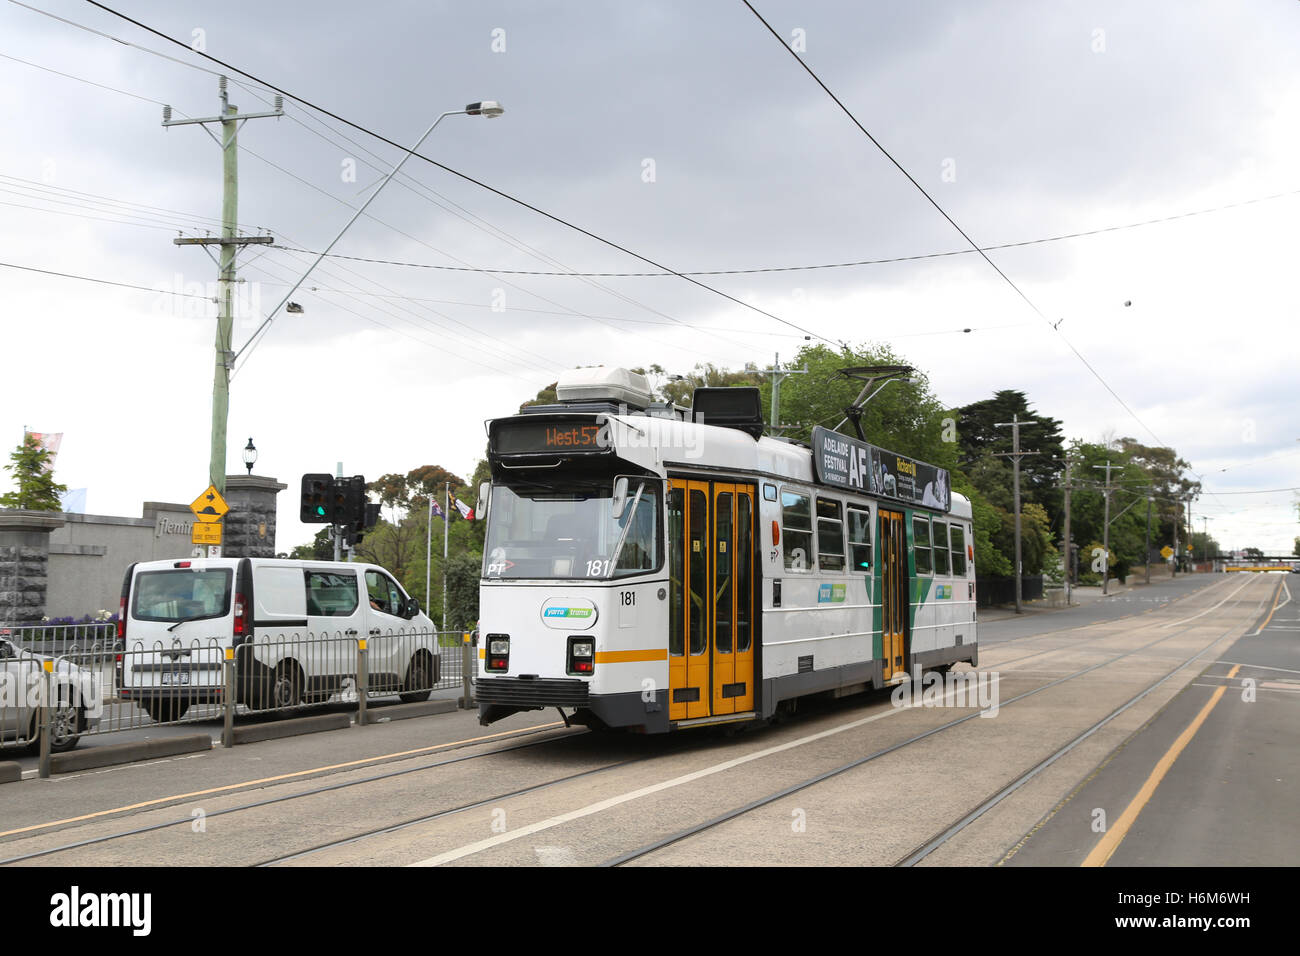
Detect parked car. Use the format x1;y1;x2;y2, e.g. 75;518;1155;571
118;557;440;723
0;637;103;752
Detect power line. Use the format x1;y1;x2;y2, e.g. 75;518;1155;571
271;185;1300;278
5;7;753;367
0;259;212;298
740;0;1176;455
79;0;839;349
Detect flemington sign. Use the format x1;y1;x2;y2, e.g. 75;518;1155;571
811;426;952;512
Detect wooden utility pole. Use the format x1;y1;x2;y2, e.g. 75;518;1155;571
760;354;808;435
164;77;280;495
1093;460;1117;595
1062;455;1073;606
995;414;1038;614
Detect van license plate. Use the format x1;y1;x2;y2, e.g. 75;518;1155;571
161;672;190;685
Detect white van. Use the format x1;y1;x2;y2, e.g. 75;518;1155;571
118;557;440;723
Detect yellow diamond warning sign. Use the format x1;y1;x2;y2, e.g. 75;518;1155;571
190;485;229;523
1160;545;1174;559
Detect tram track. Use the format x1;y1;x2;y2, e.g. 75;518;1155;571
0;722;595;865
599;575;1273;867
980;573;1234;671
2;577;1268;867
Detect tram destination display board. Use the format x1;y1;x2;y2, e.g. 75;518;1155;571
811;425;951;511
490;418;611;457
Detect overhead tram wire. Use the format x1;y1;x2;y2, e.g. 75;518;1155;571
236;234;565;381
739;0;1174;453
270;185;1300;278
232;253;547;385
220;80;765;369
79;0;840;353
223;139;747;374
0;11;716;370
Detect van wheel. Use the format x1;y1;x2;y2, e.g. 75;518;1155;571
271;661;304;710
143;698;189;724
399;652;434;704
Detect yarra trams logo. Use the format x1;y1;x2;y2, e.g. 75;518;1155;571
49;887;151;937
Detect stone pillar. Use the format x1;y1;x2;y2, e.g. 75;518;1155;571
0;510;67;624
222;475;288;558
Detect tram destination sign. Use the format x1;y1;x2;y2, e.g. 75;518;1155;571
811;426;951;512
490;418;611;457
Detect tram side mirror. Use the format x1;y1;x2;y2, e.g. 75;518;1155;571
611;476;629;520
477;481;491;522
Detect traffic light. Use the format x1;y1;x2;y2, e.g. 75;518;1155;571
300;474;333;523
343;476;366;528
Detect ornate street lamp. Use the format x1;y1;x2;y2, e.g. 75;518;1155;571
242;437;258;475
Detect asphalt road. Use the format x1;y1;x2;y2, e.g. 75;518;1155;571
0;572;1288;870
1002;573;1297;866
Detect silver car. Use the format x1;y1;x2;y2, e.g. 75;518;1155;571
0;637;103;753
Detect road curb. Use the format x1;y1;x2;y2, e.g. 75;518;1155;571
0;761;20;785
48;734;213;774
231;712;352;744
360;698;457;725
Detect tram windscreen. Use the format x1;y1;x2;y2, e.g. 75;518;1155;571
483;480;661;580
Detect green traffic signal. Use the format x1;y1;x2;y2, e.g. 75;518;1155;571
316;505;326;517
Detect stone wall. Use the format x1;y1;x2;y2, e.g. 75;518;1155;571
0;511;65;624
220;475;288;559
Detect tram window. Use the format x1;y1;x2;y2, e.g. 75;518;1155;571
847;506;872;571
950;525;968;576
613;485;659;574
815;497;845;572
668;489;684;657
913;516;932;575
933;521;950;575
781;490;813;571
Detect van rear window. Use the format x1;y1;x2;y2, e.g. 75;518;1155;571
133;569;232;623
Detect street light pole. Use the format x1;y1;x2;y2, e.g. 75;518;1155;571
231;101;504;370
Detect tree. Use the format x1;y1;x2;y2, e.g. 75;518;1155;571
1117;437;1199;551
289;528;334;560
1;434;67;511
1293;537;1299;558
955;390;1065;531
1064;441;1152;572
764;343;958;469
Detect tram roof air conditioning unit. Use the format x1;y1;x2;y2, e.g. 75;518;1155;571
555;367;654;411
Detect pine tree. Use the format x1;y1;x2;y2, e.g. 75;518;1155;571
0;434;67;511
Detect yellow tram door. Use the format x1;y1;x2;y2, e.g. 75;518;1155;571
669;481;711;720
879;509;907;681
711;483;755;715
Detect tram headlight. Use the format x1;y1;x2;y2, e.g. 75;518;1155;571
489;639;510;655
572;641;594;658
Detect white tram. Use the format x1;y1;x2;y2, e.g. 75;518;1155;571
475;367;977;733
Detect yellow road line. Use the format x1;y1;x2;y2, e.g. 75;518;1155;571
1081;664;1240;867
0;722;565;841
1251;578;1286;633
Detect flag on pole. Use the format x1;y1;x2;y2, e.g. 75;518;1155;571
25;431;63;471
450;492;474;521
430;500;445;520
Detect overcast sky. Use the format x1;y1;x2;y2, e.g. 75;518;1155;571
2;0;1298;556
